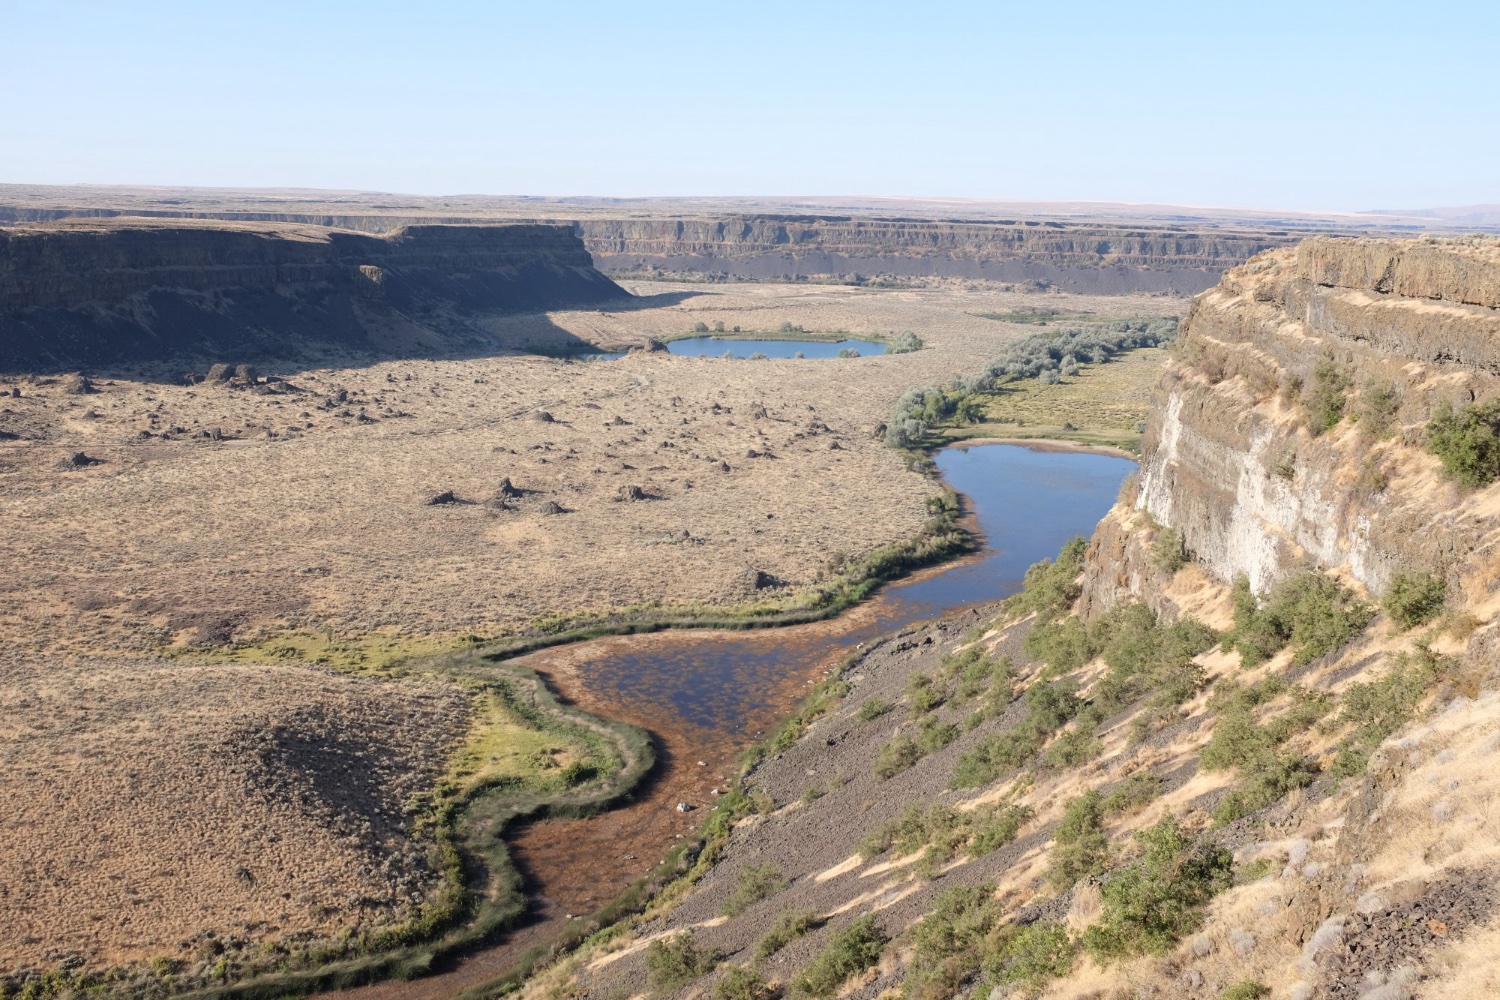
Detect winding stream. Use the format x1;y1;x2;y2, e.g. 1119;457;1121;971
340;443;1135;999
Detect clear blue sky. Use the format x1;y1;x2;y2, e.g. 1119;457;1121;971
3;0;1495;212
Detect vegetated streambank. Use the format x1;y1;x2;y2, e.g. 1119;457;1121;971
314;444;1133;1000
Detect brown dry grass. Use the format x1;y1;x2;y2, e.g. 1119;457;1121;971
0;280;1179;985
0;282;1176;655
0;651;468;973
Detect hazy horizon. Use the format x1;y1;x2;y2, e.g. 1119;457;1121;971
4;0;1497;213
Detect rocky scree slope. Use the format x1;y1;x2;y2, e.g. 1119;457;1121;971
528;236;1500;1000
0;221;627;370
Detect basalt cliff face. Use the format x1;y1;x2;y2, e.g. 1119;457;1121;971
0;221;626;370
1083;235;1500;619
578;215;1294;294
0;203;1305;296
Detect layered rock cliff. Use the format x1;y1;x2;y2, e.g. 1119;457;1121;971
576;216;1293;294
0;221;627;370
1082;234;1500;617
0;204;1309;295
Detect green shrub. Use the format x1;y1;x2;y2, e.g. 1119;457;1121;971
1200;680;1326;824
969;804;1031;855
907;673;943;718
1220;982;1271;1000
793;916;887;998
720;863;786;917
1223;570;1373;667
1102;771;1163;814
755;909;820;961
713;967;775;1000
949;680;1082;788
1383;572;1447;630
1426;399;1500;487
856;802;1027;864
917;716;960;754
1328;643;1456;779
1358;381;1401;438
1082;816;1233;961
1153;526;1187;573
983;921;1074;992
1305;359;1352;434
1047;791;1110;890
836;347;861;359
561;761;598;786
1002;537;1088;624
646;932;720;990
857;698;893;721
1041;720;1102;769
884;331;924;354
904;884;999;1000
875;733;922;779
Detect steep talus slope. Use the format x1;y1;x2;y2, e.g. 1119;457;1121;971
1083;235;1500;615
534;236;1500;1000
0;221;626;370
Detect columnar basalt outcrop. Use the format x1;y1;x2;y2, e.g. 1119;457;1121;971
1081;235;1500;617
0;221;626;369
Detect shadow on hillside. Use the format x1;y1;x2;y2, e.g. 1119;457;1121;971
0;286;711;383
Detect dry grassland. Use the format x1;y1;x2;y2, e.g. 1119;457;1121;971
0;281;1178;655
0;651;468;973
0;280;1179;985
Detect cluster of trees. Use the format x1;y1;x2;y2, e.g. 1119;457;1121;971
883;318;1177;448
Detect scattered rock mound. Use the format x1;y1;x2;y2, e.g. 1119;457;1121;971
615;484;646;502
426;490;458;505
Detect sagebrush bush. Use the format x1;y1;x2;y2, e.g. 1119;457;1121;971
720;863;785;917
857;697;892;721
1223;570;1373;667
1152;526;1187;573
1220;981;1272;1000
712;967;775;1000
1426;398;1500;487
1329;643;1456;778
1382;572;1447;630
983;921;1074;992
1200;680;1327;824
949;680;1082;788
903;883;1000;1000
793;916;887;998
1358;380;1401;438
646;932;720;990
1002;537;1088;624
1047;790;1110;889
755;909;820;960
875;732;922;779
1083;816;1233;961
1305;359;1352;435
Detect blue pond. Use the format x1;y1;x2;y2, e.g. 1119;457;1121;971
666;337;888;359
528;444;1136;737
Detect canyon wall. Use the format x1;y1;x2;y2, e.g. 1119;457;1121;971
1082;235;1500;616
0;205;1306;295
0;222;626;370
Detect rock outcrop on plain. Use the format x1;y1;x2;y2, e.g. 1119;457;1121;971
1082;235;1500;615
0;220;627;370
